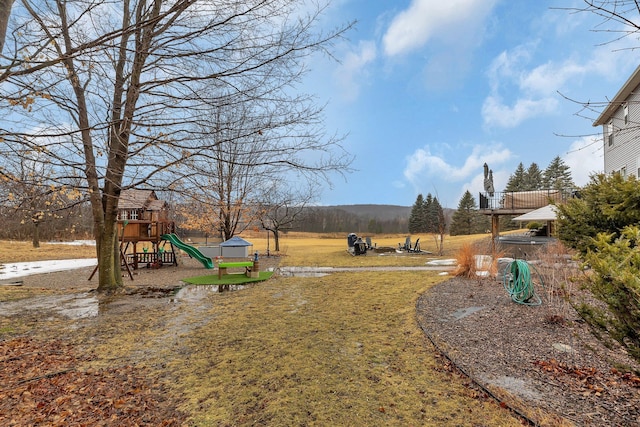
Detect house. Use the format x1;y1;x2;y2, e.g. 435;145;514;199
593;64;640;176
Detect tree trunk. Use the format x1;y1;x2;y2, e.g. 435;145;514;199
96;217;123;292
32;221;39;248
0;0;13;54
273;229;280;252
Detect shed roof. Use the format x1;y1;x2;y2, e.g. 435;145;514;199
219;236;253;247
593;64;640;127
512;204;558;222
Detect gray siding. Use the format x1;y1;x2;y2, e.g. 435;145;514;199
604;89;640;176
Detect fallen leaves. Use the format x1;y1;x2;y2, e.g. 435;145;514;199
0;337;186;426
534;358;640;397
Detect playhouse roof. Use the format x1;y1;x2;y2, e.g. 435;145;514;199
118;189;157;210
220;236;253;247
147;199;167;211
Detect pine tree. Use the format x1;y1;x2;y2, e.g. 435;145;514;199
505;162;528;191
452;191;490;235
525;163;544;190
450;191;480;235
543;156;575;190
409;194;426;234
425;194;445;234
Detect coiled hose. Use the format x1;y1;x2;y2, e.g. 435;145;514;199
502;259;543;306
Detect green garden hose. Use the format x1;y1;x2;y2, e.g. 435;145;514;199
502;259;542;306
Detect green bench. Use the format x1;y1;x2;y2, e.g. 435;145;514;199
217;261;255;279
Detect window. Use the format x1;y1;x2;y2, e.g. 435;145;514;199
624;102;629;125
118;210;139;220
621;166;627;178
607;120;614;146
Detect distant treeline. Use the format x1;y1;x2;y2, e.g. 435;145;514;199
296;205;412;234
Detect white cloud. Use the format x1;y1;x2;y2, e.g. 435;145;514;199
382;0;499;57
403;143;512;185
563;136;603;186
482;19;640;129
482;95;558;129
333;40;377;101
519;60;586;96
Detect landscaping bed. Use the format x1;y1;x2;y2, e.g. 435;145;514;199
417;276;640;426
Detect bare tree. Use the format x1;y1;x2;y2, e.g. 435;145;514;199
0;153;85;247
258;181;316;252
0;0;353;292
0;0;12;54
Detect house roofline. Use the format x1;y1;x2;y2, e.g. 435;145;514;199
593;64;640;127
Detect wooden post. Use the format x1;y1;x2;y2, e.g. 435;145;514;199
491;214;499;253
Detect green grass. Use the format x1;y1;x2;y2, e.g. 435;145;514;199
182;271;273;285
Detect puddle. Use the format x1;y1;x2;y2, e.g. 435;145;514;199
277;267;332;277
171;284;247;302
0;293;99;319
278;270;330;278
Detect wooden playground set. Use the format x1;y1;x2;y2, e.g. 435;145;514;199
90;189;259;280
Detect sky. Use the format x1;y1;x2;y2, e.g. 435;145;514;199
305;0;640;208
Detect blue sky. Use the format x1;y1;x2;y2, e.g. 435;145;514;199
306;0;640;208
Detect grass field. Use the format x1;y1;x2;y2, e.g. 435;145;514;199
1;233;522;425
0;231;493;265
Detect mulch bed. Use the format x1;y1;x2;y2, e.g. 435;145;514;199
416;276;640;426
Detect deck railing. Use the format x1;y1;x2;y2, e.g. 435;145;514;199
479;189;573;211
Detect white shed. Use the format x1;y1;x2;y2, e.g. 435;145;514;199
219;236;253;258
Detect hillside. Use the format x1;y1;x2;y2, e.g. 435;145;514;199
298;204;454;234
314;204;412;221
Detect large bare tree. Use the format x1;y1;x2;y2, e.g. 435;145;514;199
0;0;12;53
0;0;352;292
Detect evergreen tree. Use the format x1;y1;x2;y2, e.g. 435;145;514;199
543;156;575;190
505;162;528;191
525;162;544;190
450;191;483;235
408;194;426;234
424;193;434;233
425;194;445;234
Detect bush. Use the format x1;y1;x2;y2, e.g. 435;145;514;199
557;173;640;256
582;226;640;360
526;221;543;230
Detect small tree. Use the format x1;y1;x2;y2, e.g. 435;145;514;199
408;194;426;234
431;197;446;255
450;190;487;236
257;183;314;252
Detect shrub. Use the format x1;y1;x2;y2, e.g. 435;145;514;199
557;173;640;256
453;243;477;278
526;221;543;230
582;226;640;360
